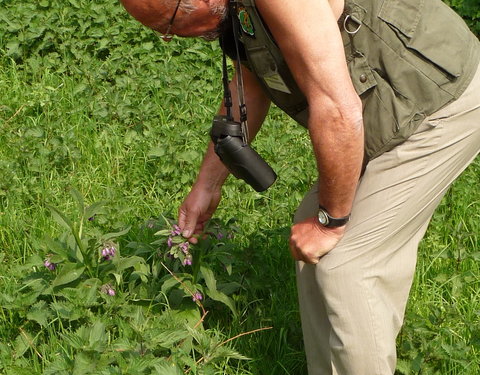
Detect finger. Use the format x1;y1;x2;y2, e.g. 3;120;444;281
182;211;198;239
178;207;187;230
289;237;301;261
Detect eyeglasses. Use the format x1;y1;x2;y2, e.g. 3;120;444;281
159;0;182;42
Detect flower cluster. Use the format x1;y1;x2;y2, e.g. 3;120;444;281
165;224;193;267
192;291;203;302
101;244;117;261
44;258;56;271
100;284;115;296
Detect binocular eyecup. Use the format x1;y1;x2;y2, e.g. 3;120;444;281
210;115;277;192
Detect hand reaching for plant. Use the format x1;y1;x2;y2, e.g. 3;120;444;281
178;182;222;243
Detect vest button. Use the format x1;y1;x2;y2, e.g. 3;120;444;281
359;74;367;83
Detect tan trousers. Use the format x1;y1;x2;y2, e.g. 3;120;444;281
294;64;480;375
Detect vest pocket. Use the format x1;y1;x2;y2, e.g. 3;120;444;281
348;54;423;159
378;0;468;79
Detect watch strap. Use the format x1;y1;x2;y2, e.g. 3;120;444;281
318;205;351;228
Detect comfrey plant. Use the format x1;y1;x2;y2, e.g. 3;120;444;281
0;189;251;374
152;217;240;316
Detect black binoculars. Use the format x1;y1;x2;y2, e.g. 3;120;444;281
210;115;277;192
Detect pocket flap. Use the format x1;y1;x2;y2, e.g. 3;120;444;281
348;53;377;96
378;0;424;38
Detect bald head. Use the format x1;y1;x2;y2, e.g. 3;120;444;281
120;0;194;30
120;0;228;40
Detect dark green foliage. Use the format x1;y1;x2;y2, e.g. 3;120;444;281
0;190;246;373
444;0;480;36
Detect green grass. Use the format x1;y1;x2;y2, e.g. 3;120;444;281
0;1;479;374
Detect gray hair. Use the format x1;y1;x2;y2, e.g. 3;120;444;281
161;0;228;40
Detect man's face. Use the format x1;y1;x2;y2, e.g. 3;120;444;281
121;0;227;41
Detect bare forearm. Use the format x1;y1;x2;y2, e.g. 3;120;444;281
309;104;364;217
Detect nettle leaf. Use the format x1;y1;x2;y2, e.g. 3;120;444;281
27;300;53;327
50;301;83;321
52;264;85;288
73;352;97;375
68;0;81;8
152;362;184;375
43;356;72;375
14;329;35;358
150;327;190;349
211;345;249;361
395;359;411;375
89;321;107;352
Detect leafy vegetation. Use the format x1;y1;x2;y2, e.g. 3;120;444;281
0;0;479;374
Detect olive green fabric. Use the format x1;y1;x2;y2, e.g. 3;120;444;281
236;0;480;160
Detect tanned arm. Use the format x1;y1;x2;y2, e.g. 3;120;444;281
178;63;271;240
256;0;364;263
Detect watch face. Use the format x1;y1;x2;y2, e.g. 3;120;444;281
318;210;329;226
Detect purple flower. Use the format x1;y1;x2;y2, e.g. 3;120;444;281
216;232;224;240
171;224;181;236
101;284;115;296
179;242;189;254
44;259;56;271
192;292;203;302
167;237;173;248
182;256;192;266
147;221;154;229
101;245;116;261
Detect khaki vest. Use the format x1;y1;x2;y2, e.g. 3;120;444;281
234;0;480;160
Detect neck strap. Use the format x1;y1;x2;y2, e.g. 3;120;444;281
220;0;249;144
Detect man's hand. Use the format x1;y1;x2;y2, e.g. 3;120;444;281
178;183;222;243
289;217;345;264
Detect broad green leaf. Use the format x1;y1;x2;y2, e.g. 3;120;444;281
47;204;74;231
205;289;237;317
112;256;145;272
200;266;217;292
43;236;74;262
69;187;85;214
84;200;106;220
52;264;85;288
154;229;171;236
102;226;131;241
148;146;166;158
161;275;181;295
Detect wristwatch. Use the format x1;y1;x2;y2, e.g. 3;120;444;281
317;205;351;228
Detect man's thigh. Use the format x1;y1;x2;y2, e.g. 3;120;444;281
295;64;480;375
